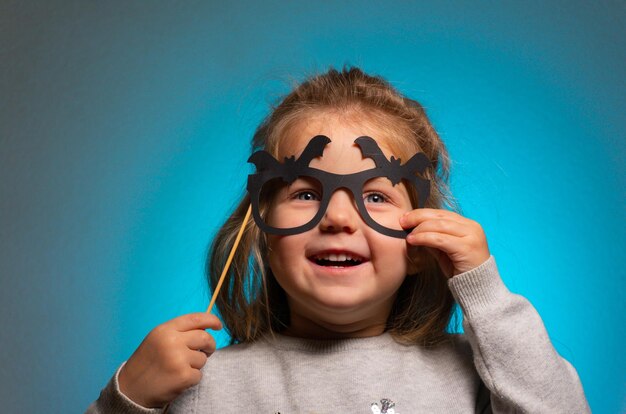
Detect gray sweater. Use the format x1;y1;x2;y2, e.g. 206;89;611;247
86;256;590;413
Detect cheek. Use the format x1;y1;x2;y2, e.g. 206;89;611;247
267;235;303;281
373;238;412;274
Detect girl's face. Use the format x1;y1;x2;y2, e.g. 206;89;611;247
267;112;418;338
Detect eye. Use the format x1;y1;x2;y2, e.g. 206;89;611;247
364;192;388;204
294;190;320;201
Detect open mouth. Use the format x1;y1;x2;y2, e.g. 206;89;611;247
310;253;365;267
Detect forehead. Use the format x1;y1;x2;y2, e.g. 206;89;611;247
278;112;398;173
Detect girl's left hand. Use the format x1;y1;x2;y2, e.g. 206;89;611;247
400;208;491;279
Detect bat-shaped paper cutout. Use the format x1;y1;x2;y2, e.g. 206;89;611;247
248;135;330;185
355;136;431;208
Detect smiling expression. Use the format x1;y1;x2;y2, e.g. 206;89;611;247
266;111;419;338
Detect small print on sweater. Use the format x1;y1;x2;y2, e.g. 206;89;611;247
272;398;398;414
371;398;397;413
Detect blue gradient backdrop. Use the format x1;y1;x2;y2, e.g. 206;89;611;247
1;2;624;412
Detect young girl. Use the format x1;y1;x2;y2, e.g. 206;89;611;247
87;67;590;413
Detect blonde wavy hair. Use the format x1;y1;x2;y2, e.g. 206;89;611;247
206;66;461;347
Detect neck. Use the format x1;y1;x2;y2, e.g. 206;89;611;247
283;312;388;340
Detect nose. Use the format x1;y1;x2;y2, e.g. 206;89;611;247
319;189;359;234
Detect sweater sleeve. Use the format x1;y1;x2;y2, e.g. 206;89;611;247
84;361;166;414
447;256;590;413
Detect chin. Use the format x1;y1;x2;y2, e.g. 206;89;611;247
311;291;392;319
311;287;370;308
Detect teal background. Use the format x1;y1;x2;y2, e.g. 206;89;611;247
1;1;624;412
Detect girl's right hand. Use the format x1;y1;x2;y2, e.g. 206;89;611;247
118;312;222;408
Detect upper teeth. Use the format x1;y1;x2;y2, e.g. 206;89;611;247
315;253;361;262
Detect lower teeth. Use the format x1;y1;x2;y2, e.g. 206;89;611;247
317;260;359;267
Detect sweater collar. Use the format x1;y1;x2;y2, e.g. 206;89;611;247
262;331;401;353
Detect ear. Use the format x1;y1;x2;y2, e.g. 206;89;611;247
406;244;425;275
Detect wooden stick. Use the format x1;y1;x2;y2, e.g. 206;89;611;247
163;204;252;414
206;203;252;313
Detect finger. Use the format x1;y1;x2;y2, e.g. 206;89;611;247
406;231;462;254
400;208;468;229
188;349;209;369
184;330;217;354
167;312;223;332
409;218;467;238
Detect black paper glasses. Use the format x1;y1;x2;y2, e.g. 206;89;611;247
246;135;431;238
